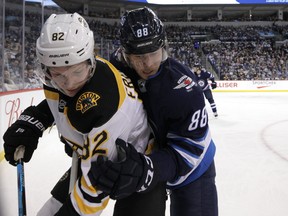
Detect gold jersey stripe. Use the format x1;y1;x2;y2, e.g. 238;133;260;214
80;176;96;193
44;89;59;100
73;181;109;214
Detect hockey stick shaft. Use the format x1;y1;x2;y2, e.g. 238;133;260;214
15;146;27;216
17;159;27;216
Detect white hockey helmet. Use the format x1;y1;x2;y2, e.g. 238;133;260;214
36;12;94;67
36;13;96;90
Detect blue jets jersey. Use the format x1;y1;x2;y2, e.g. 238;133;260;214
194;69;215;91
110;50;216;189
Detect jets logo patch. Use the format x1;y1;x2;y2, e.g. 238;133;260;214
174;75;196;92
197;79;205;87
76;92;100;113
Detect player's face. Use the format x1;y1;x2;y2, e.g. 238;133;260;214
127;48;162;80
48;61;91;97
193;67;201;75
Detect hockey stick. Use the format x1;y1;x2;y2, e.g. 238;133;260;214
14;146;27;216
69;151;78;193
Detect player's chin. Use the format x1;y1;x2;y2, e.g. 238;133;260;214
63;88;81;97
64;83;86;97
139;72;154;80
64;91;77;97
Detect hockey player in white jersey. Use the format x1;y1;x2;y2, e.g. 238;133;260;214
3;13;166;216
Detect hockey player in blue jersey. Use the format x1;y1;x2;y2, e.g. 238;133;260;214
88;7;218;216
193;62;218;117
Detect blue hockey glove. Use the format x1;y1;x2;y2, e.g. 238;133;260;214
211;82;217;89
88;138;155;199
3;106;51;165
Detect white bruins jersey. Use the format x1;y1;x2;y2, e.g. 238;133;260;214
44;57;151;215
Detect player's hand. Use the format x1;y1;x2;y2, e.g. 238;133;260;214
88;139;155;199
3;106;49;165
211;82;217;89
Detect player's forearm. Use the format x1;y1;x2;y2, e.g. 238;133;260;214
149;146;191;183
36;99;54;126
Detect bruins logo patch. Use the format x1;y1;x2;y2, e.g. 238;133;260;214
76;92;100;113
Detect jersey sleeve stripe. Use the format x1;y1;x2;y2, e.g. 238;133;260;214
44;89;59;101
167;140;216;188
166;129;216;188
71;178;109;215
79;177;107;203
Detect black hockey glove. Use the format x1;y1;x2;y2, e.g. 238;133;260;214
3;106;51;165
88;139;155;199
211;82;217;89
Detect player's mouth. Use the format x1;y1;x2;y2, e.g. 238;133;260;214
142;70;154;75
